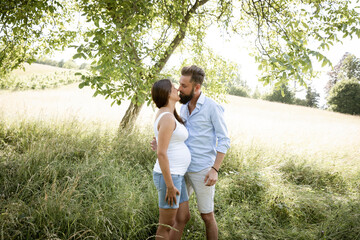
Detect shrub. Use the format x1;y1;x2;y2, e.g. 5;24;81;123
294;98;307;106
262;85;295;104
228;85;250;97
327;79;360;115
252;87;261;99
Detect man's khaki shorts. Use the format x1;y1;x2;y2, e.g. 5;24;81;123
185;167;215;214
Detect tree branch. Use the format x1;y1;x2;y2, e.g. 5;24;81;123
152;0;210;73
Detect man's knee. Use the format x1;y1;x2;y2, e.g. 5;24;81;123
200;212;215;224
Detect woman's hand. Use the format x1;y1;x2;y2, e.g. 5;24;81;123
165;186;180;206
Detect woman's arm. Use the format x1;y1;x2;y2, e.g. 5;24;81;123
157;114;179;206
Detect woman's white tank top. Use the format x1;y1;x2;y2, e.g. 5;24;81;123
153;112;191;176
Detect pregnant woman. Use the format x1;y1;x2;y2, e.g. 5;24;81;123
151;79;191;240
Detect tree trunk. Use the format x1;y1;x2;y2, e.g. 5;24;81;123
119;101;144;130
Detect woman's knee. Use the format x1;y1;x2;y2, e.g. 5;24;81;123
158;221;175;232
178;211;190;224
159;217;175;227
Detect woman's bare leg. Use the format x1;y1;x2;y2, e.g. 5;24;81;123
156;208;178;240
169;201;190;240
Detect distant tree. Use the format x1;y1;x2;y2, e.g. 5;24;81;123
305;86;320;108
227;73;251;98
80;63;89;70
36;57;59;67
327;79;360;115
252;86;261;99
63;60;78;69
294;98;307;106
229;73;249;89
263;85;295;104
58;59;65;68
326;53;360;93
228;86;250;98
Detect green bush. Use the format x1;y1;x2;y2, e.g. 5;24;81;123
327;79;360;115
294;98;307;106
262;85;295;104
227;85;250;97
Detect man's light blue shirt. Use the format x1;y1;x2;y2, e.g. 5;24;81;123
180;92;230;172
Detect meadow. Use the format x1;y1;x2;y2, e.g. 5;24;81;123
1;65;360;239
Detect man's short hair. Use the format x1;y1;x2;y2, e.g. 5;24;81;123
181;65;205;85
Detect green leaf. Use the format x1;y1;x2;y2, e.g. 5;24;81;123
79;82;86;89
302;22;309;29
321;60;327;67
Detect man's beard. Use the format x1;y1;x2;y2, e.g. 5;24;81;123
179;87;195;104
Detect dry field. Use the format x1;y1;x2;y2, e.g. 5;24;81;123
11;63;73;76
1;81;359;157
1;63;359;157
226;96;360;154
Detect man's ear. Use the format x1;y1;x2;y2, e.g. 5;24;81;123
195;83;201;91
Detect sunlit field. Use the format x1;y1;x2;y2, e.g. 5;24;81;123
11;63;73;76
1;65;360;239
1;79;359;157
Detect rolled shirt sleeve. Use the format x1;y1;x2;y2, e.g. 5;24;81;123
211;104;230;154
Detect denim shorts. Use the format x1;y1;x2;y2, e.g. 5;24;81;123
153;171;189;209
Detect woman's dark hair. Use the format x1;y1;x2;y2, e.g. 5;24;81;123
151;79;184;124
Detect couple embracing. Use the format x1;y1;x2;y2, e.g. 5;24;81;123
151;65;230;239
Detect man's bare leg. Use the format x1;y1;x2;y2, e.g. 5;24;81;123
201;212;218;240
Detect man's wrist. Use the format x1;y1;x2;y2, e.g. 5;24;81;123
211;166;219;173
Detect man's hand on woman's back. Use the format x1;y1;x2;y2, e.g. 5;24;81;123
150;137;157;151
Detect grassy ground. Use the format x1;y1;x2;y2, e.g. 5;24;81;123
1;117;359;240
1;64;360;239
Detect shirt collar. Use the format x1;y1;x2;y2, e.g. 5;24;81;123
184;91;205;107
196;91;205;106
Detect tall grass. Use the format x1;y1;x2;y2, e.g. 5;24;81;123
1;117;359;239
0;118;158;239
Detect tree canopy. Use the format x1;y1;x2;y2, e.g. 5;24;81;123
0;0;76;77
2;0;360;128
326;52;360;93
327;79;360;115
